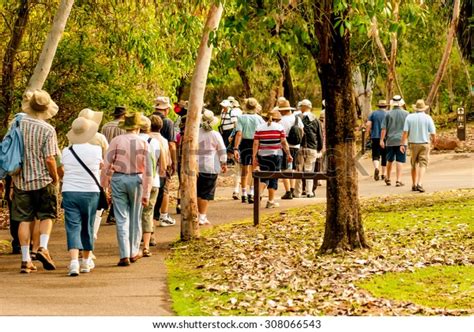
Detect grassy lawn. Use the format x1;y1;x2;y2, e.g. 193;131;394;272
167;189;474;316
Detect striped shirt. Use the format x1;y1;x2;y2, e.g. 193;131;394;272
101;119;126;143
254;122;286;156
220;108;242;131
13;116;60;191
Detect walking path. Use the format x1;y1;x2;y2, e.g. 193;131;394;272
0;153;472;315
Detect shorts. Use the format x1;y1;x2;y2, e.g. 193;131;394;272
282;147;299;170
371;138;387;166
197;173;218;200
409;143;430;168
257;155;282;190
239;139;254;166
12;183;58;222
386;146;406;163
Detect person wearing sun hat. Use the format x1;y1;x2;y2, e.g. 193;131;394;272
12;89;61;273
233;98;265;204
196;110;227;225
400;99;436;193
61;117;102;276
366;100;389;182
101;112;153;266
380;95;409;187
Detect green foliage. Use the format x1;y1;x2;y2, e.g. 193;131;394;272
358;266;474;310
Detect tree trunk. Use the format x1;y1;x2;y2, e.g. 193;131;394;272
180;3;223;241
26;0;74;91
276;52;296;106
1;0;30;129
426;0;461;107
236;64;251;98
315;1;368;253
352;66;374;121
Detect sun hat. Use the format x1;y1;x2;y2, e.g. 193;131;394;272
202;109;218;126
140;115;152;131
154;96;171;110
220;99;232;108
244;98;260;114
263;109;282;121
67;117;99;144
227;96;235;102
78;108;103;126
412;99;430;112
21;90;58;120
377;100;388;108
391;95;405;107
232;100;240;107
118;112;142;131
276;98;295;112
300;99;312;109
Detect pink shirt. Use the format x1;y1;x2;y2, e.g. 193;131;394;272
101;133;152;199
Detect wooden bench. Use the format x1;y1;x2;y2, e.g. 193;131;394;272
252;171;328;226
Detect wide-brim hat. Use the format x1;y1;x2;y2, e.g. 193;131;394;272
78;108;103;126
118;112;143;130
21;89;58;121
263;109;282;121
220;99;232;108
140;115;152;131
276;98;295;112
300;99;312;108
114;106;126;117
412;99;430;112
67;117;99;144
154;96;171;110
244;97;260;114
232;100;240;107
377;100;388;108
202;109;218;127
391;95;405;107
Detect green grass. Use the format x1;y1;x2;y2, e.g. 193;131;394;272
358;266;474;310
167;189;474;315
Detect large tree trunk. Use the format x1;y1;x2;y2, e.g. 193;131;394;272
1;0;30;130
236;64;251;98
180;3;223;241
426;0;461;107
352;66;374;121
315;1;368;253
26;0;74;91
276;52;296;106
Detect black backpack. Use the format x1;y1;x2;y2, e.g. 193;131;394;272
287;116;303;145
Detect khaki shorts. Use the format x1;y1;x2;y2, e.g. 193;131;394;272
409;143;430;168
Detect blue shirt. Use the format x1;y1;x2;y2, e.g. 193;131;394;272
368;109;387;139
382;107;409;146
403;112;436;144
235;114;265;139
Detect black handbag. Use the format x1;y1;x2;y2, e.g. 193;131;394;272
69;146;109;210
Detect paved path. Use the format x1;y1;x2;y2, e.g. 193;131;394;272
0;153;472;315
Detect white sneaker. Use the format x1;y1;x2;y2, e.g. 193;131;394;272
80;259;91;273
199;218;211;225
159;215;176;227
68;261;80;277
266;201;280;209
87;258;95;270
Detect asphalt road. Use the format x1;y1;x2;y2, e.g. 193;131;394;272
0;152;472;315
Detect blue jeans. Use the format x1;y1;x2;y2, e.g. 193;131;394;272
62;191;99;251
111;173;143;259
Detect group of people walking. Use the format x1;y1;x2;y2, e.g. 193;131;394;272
366;95;437;192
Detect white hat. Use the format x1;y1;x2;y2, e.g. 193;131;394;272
21;90;58;120
154;96;171;110
140;114;152;131
391;95;405;107
78;108;103;126
202;109;218;126
300;99;312;108
227;96;235;102
220;99;232;108
67;117;99;144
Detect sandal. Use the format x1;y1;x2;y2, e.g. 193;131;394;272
396;181;405;187
143;248;152;257
384;178;391;186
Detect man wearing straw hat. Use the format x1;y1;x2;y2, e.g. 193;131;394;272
366;100;389;181
12;89;60;273
400;99;436;193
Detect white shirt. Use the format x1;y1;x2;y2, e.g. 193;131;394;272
280;113;304;148
139;133;161;188
62;143;103;192
197;128;227;174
